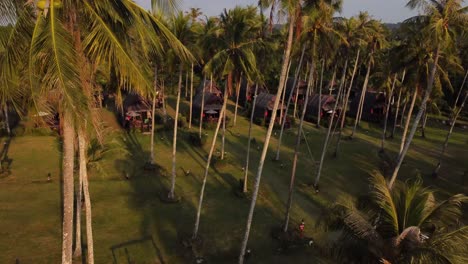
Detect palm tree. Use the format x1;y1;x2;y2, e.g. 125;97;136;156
380;73;398;152
242;83;259;193
239;2;297;262
389;0;466;188
275;0;343;161
313;60;347;190
192;82;228;240
283;59;313;232
3;1;191;263
205;6;262;126
168;12;195;199
433;80;467;177
186;7;203;24
325;173;468;263
350;15;387;138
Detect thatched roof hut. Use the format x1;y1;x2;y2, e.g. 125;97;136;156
238;80;268;106
306;94;339;121
192;80;224;121
123;93;153;131
253;92;286;125
349;91;387;123
285;78;308;105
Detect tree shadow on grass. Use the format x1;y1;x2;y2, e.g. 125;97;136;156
110;235;165;264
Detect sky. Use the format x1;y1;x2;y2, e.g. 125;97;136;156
135;0;420;23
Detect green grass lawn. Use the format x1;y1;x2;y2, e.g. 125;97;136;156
0;99;467;263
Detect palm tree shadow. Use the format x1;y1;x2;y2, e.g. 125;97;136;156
110;235;165;264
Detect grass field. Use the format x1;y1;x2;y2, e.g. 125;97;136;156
0;97;467;263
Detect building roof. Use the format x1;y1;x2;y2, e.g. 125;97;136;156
254;92;286;111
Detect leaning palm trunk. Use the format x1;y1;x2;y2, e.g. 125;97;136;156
78;129;94;263
221;102;226;160
334;50;360;157
351;56;371;138
283;66;313;232
316;59;325;128
189;63;194;129
280;61;292;124
199;76;206;138
150;66;158;163
185;68;189;98
452;70;468;109
275;45;307;161
192;87;227;239
243;84;259;193
388;46;440;189
162;80;167;122
62;114;75;264
233;75;242;126
390;70;406;139
400;95;408;128
433;88;468;176
169;65;183;199
380;74;398;152
391;88;402;138
399;87;418;155
314;60;347;189
239;13;295;264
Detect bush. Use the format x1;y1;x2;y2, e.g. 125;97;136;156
187;132;207;147
177;116;187;129
253;117;265;126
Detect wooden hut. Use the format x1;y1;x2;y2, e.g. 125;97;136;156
349;91;387;123
285;78;308;106
123;94;153;132
193;80;224;123
305;94;339;122
238;80;268;107
253;92;287;126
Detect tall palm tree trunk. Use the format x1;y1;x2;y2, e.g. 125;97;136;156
284;65;312;232
61;114;75;264
233;74;242;126
221;101;226;160
329;66;336;96
243;84;259;193
73;154;83;258
452;70;467;109
192;87;227;239
390;70;406;139
185;68;189;98
388;46;440;189
275;45;306;161
79;131;94;264
169;65;183;199
391;90;403;139
400;95;408;128
162;80;167;123
78;129;94;263
239;13;295;263
150;66;158;163
399;87;418;155
280;61;292;125
317;59;325;128
351;56;371;138
334;50;360;157
314;60;347;189
380;74;398;152
199;76;206;138
189;63;194;129
433;88;468;176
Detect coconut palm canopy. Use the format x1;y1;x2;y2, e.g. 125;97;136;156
325;173;468;264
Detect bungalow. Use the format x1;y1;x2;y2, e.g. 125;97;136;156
349;91;387;123
238;80;268;107
253;92;287;126
305;94;340;122
285;78;308;106
192;80;224;122
123;94;153;131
